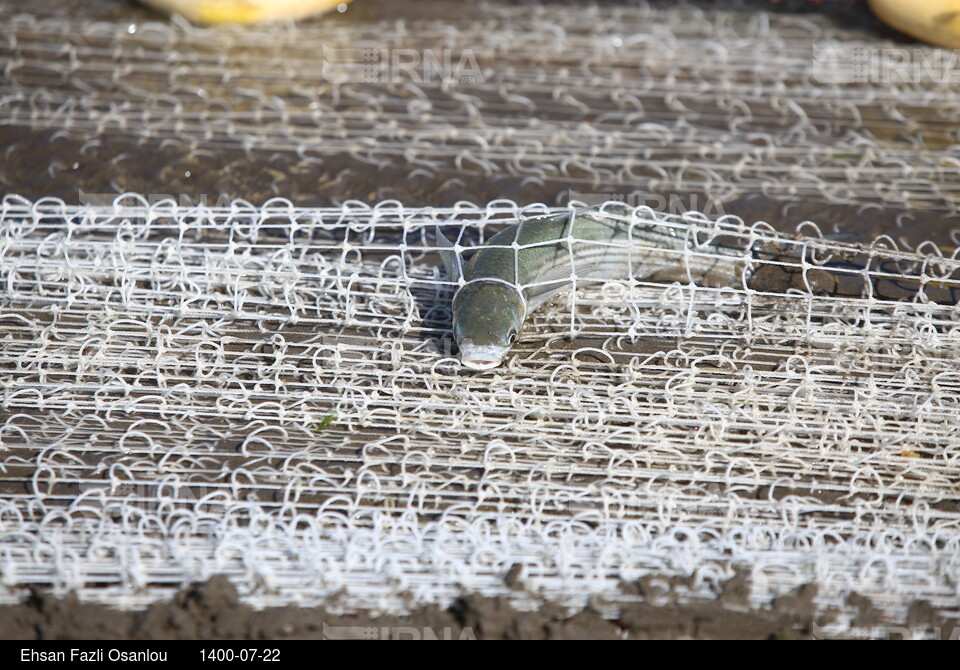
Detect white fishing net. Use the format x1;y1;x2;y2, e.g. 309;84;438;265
1;0;959;638
3;0;959;211
2;195;959;631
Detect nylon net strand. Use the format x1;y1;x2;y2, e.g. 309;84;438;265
0;196;958;639
2;1;960;211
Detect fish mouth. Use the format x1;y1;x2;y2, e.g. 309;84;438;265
458;339;508;370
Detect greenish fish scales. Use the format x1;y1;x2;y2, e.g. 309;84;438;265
438;203;748;370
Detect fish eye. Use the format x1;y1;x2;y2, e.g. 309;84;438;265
507;329;517;345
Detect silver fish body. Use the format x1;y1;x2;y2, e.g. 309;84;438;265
439;203;747;370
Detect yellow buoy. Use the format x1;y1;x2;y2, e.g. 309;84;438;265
869;0;960;48
139;0;352;24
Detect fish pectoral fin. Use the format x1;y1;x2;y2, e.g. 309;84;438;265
435;225;462;282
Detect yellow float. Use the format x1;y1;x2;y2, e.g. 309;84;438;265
869;0;960;48
139;0;352;24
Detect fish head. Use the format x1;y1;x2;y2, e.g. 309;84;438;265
451;281;525;370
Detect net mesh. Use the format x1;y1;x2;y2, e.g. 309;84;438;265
2;0;960;211
1;0;959;637
2;196;959;632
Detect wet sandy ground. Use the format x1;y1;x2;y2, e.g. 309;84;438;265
0;572;905;639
